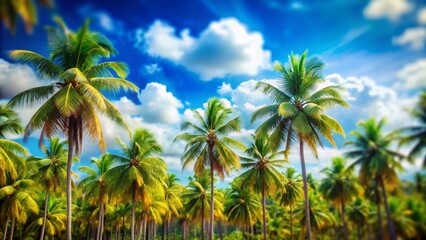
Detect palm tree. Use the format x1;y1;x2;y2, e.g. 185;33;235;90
27;137;67;240
105;128;167;240
224;183;261;233
276;167;303;240
175;98;244;240
237;134;286;240
25;195;67;239
8;17;138;239
0;0;52;34
399;92;426;167
319;157;361;240
386;198;417;239
345;118;403;240
294;193;336;238
0;104;27;185
78;154;115;240
181;173;211;240
0;175;40;240
162;174;183;240
252;51;348;239
346;198;369;239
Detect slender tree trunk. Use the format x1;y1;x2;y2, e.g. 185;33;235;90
182;220;187;240
375;182;384;240
66;125;74;240
378;177;396;240
143;216;147;240
340;187;348;240
299;138;311;240
153;222;157;240
3;215;9;240
40;190;50;240
262;176;267;240
131;181;136;240
137;215;143;240
290;204;294;240
209;146;214;240
217;221;223;240
97;188;103;240
9;217;15;240
201;198;205;240
87;222;92;240
163;220;167;240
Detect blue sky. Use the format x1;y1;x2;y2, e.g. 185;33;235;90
1;0;425;186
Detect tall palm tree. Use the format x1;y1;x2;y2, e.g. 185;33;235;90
237;134;286;240
8;17;138;239
27;137;67;240
386;198;417;239
345;118;404;240
175;98;244;240
0;104;27;185
224;183;261;232
162;174;183;240
399;92;426;167
181;173;211;240
276;167;303;240
105;128;167;240
78;154;115;240
319;157;361;240
252;51;348;239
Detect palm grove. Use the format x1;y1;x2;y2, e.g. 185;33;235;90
0;19;425;240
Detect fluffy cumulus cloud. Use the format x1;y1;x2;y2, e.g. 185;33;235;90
393;27;426;50
397;58;426;89
217;82;233;96
137;82;183;124
363;0;412;21
0;59;43;99
138;18;271;80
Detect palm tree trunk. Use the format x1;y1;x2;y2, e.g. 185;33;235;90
209;147;214;240
137;215;143;240
66;126;74;240
97;190;103;240
217;221;223;240
374;182;384;240
143;216;147;240
357;222;361;240
340;187;348;240
163;220;167;240
378;176;396;240
201;198;205;240
182;220;187;240
40;190;50;240
299;138;311;240
9;217;15;240
262;176;267;240
131;181;136;240
290;204;293;240
3;215;9;240
153;222;157;240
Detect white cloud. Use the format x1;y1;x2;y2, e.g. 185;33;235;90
144;63;161;74
231;79;271;107
0;59;43;99
142;20;194;60
217;82;233;96
418;8;426;24
363;0;412;21
137;82;183;125
77;5;125;35
138;18;271;80
393;27;426;50
397;58;426;89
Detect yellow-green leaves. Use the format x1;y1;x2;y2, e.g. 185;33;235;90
54;84;83;117
278;102;298;118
